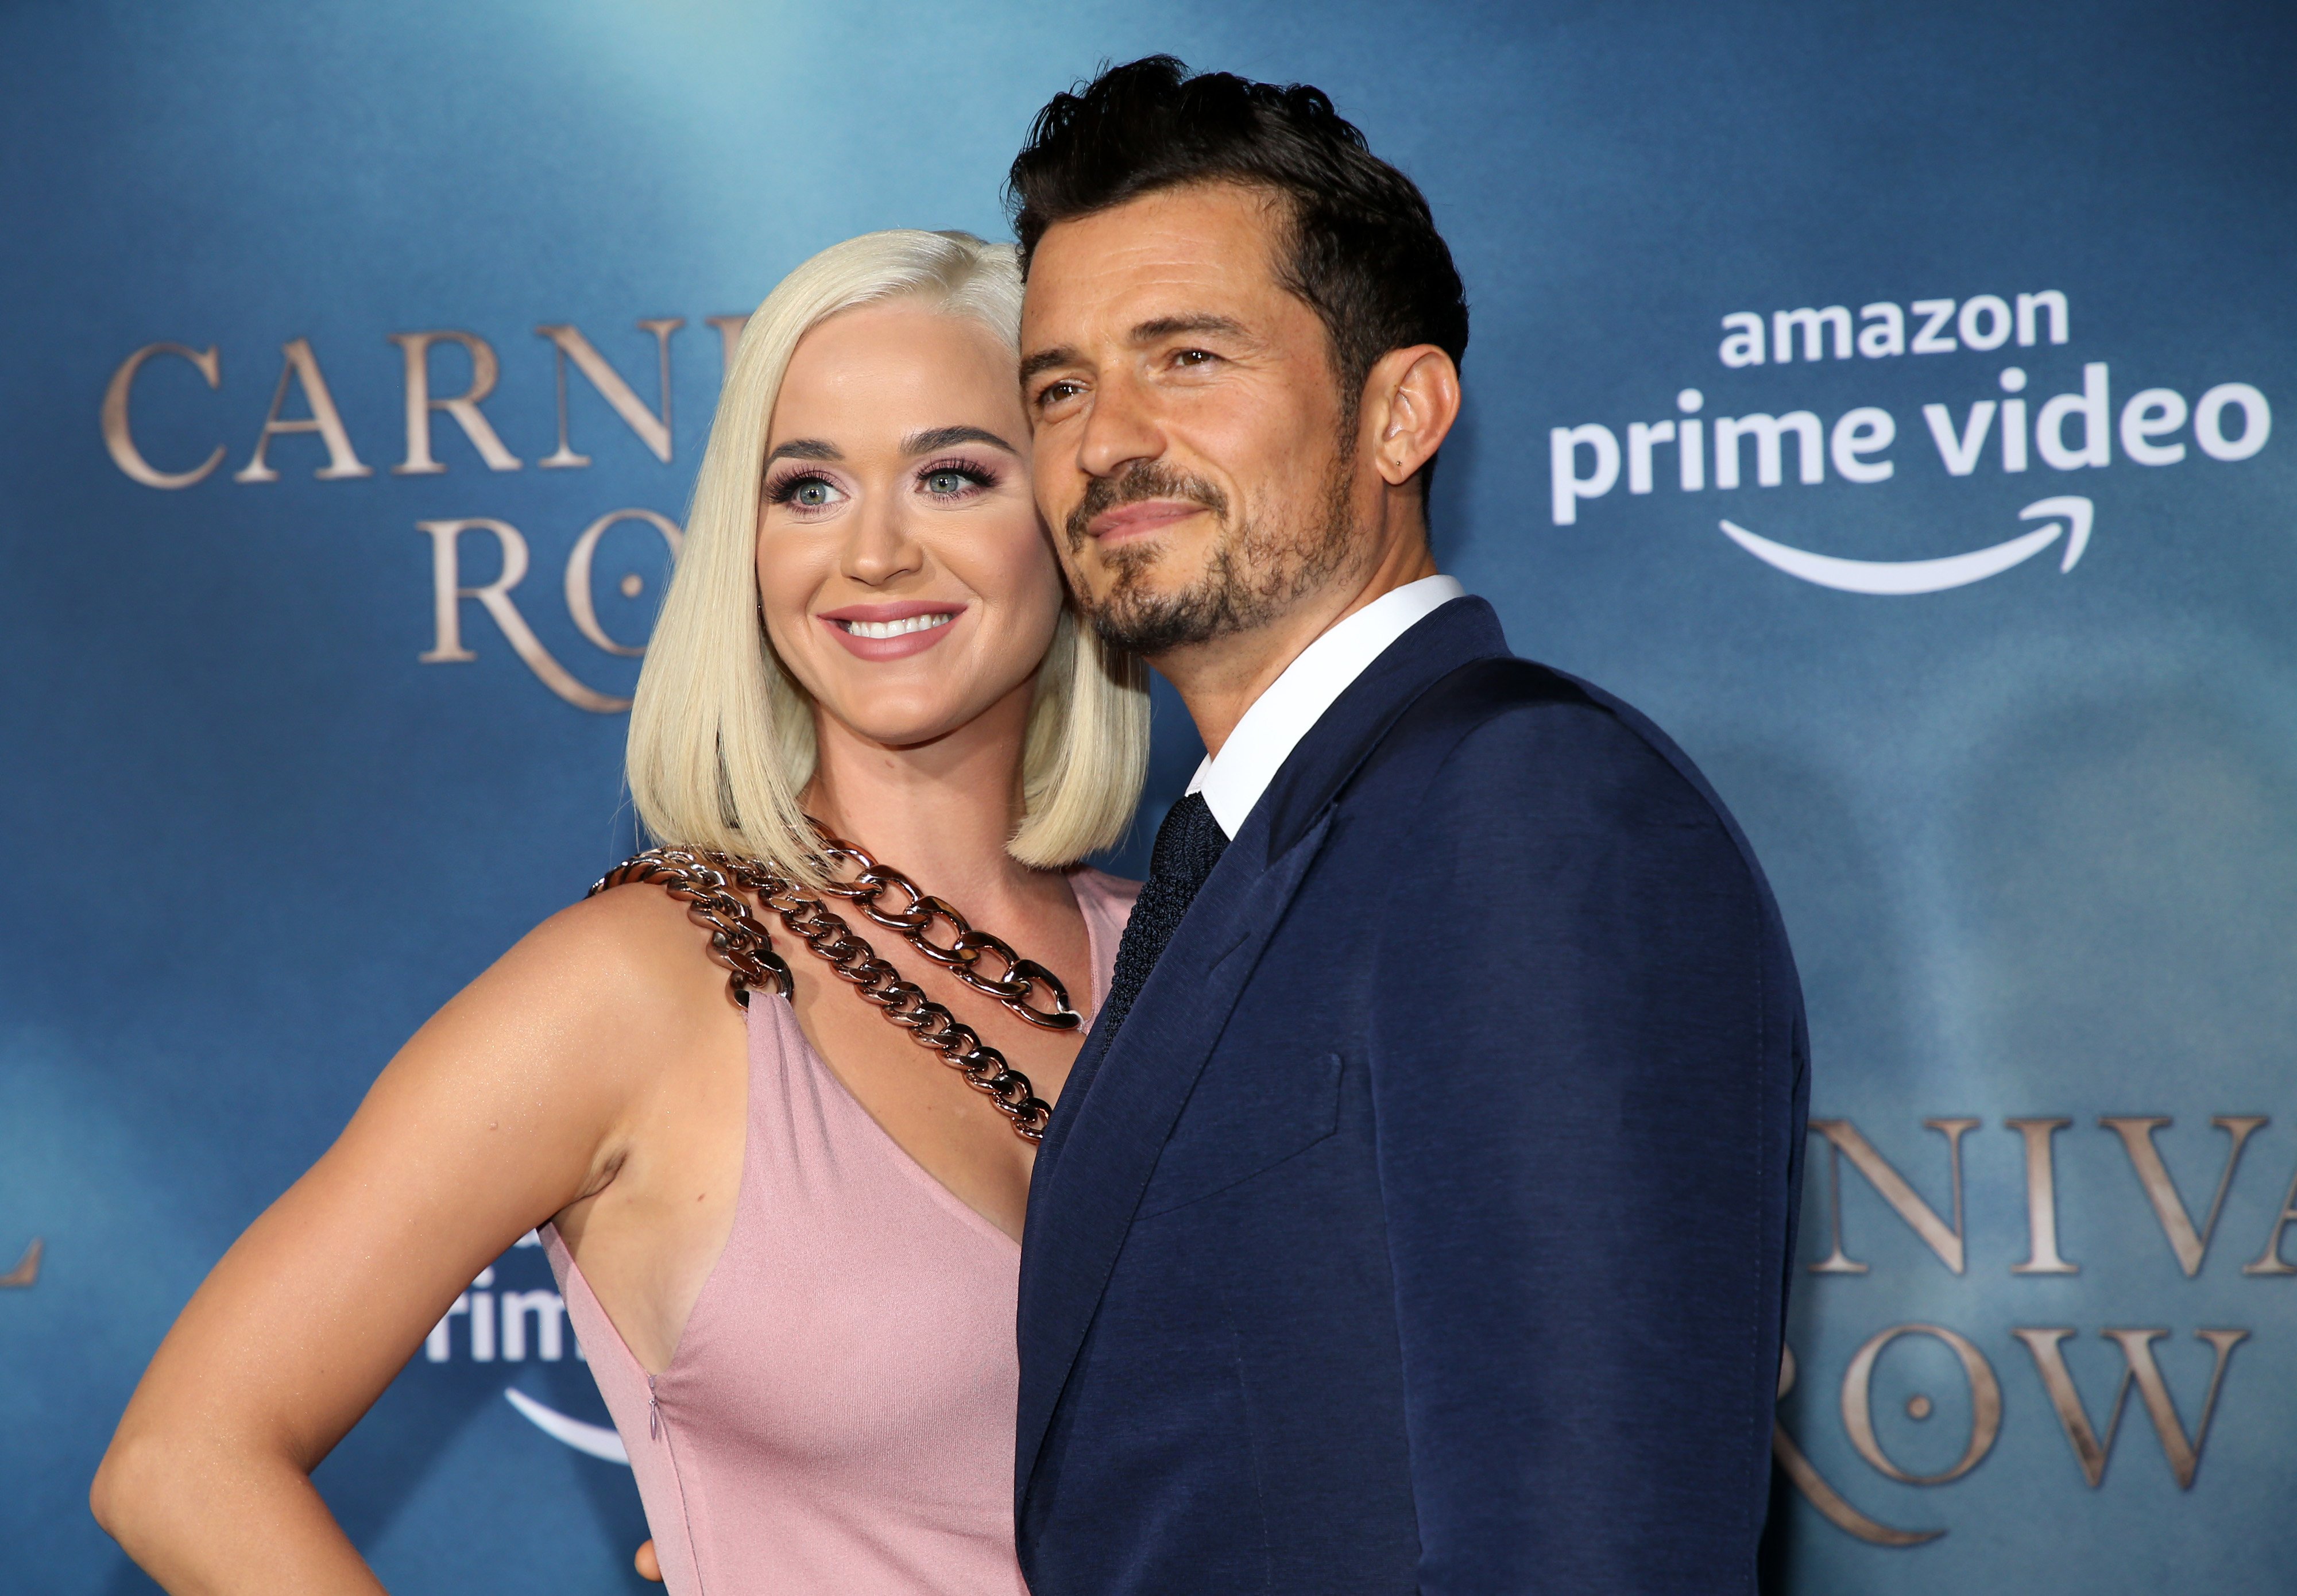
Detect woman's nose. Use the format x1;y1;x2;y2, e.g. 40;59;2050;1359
841;484;925;585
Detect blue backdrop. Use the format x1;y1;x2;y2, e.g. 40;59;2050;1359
5;2;2293;1591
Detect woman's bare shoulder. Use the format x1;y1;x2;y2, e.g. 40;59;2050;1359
507;877;729;995
405;878;741;1100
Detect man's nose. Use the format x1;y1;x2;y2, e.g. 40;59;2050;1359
1074;369;1166;481
842;484;924;585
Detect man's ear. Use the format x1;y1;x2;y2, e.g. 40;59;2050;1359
1362;345;1461;488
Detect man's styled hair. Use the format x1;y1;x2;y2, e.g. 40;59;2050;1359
1007;56;1468;472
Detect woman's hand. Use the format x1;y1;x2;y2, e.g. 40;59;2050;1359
91;888;724;1593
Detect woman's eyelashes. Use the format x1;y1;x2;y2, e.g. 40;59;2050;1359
765;457;1002;517
916;457;1000;500
766;470;845;512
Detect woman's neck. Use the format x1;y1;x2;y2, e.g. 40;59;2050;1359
802;679;1062;920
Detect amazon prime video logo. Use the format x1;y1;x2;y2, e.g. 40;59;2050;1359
1547;291;2271;594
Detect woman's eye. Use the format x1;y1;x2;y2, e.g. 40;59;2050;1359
771;473;844;511
924;469;976;496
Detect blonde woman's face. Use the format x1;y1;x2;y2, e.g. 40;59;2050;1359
756;303;1063;752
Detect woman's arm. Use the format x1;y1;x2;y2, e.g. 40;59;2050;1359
91;888;721;1594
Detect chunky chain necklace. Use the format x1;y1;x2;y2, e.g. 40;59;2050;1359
588;826;1078;1142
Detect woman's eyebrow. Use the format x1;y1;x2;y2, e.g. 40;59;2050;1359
903;425;1019;456
765;438;840;463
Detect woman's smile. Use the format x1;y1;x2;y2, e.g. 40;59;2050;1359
817;600;968;659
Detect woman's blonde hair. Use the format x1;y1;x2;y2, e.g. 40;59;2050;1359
627;229;1148;882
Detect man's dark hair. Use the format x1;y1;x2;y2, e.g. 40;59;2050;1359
1008;56;1468;484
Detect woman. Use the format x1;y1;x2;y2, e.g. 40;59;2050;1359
92;230;1148;1595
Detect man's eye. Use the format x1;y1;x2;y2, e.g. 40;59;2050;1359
1173;348;1217;368
1035;379;1084;409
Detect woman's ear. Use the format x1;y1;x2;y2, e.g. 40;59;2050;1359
1362;345;1462;488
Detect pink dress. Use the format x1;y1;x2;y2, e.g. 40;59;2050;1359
544;869;1136;1596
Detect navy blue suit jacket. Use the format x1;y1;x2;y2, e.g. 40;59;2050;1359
1016;598;1808;1594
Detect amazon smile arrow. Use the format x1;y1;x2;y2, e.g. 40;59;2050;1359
505;1386;631;1464
1721;496;2095;595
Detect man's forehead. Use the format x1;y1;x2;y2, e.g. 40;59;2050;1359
1023;184;1288;338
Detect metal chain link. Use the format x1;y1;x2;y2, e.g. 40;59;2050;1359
810;825;1080;1031
590;847;795;1003
587;837;1064;1142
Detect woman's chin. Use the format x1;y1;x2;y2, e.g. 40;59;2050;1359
814;694;1003;755
797;644;1043;759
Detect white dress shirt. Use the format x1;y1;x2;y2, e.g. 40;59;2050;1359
1184;574;1467;838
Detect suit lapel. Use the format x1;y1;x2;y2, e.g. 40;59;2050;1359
1015;808;1330;1489
1015;597;1511;1500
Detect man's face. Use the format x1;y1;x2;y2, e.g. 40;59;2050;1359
1019;183;1362;657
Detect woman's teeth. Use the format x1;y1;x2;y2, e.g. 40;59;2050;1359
839;613;953;639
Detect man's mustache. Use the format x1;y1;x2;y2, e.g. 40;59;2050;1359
1064;463;1228;551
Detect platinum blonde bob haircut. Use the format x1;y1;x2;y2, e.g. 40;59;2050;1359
626;229;1148;882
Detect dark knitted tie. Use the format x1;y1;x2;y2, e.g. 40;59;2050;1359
1099;793;1229;1041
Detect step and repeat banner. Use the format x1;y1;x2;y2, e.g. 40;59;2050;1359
4;2;2291;1591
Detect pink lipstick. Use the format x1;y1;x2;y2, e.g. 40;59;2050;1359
817;600;966;661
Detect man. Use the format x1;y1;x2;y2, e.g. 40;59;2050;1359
1008;58;1809;1594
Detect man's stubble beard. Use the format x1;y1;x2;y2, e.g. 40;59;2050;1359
1065;435;1362;659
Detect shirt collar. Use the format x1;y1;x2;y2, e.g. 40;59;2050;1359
1184;574;1467;838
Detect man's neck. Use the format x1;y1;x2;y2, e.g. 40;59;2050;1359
1158;534;1439;759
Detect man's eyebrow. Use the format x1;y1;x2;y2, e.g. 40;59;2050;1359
1131;313;1248;343
1018;316;1251;389
764;438;840;463
1019;346;1077;387
903;425;1019;456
